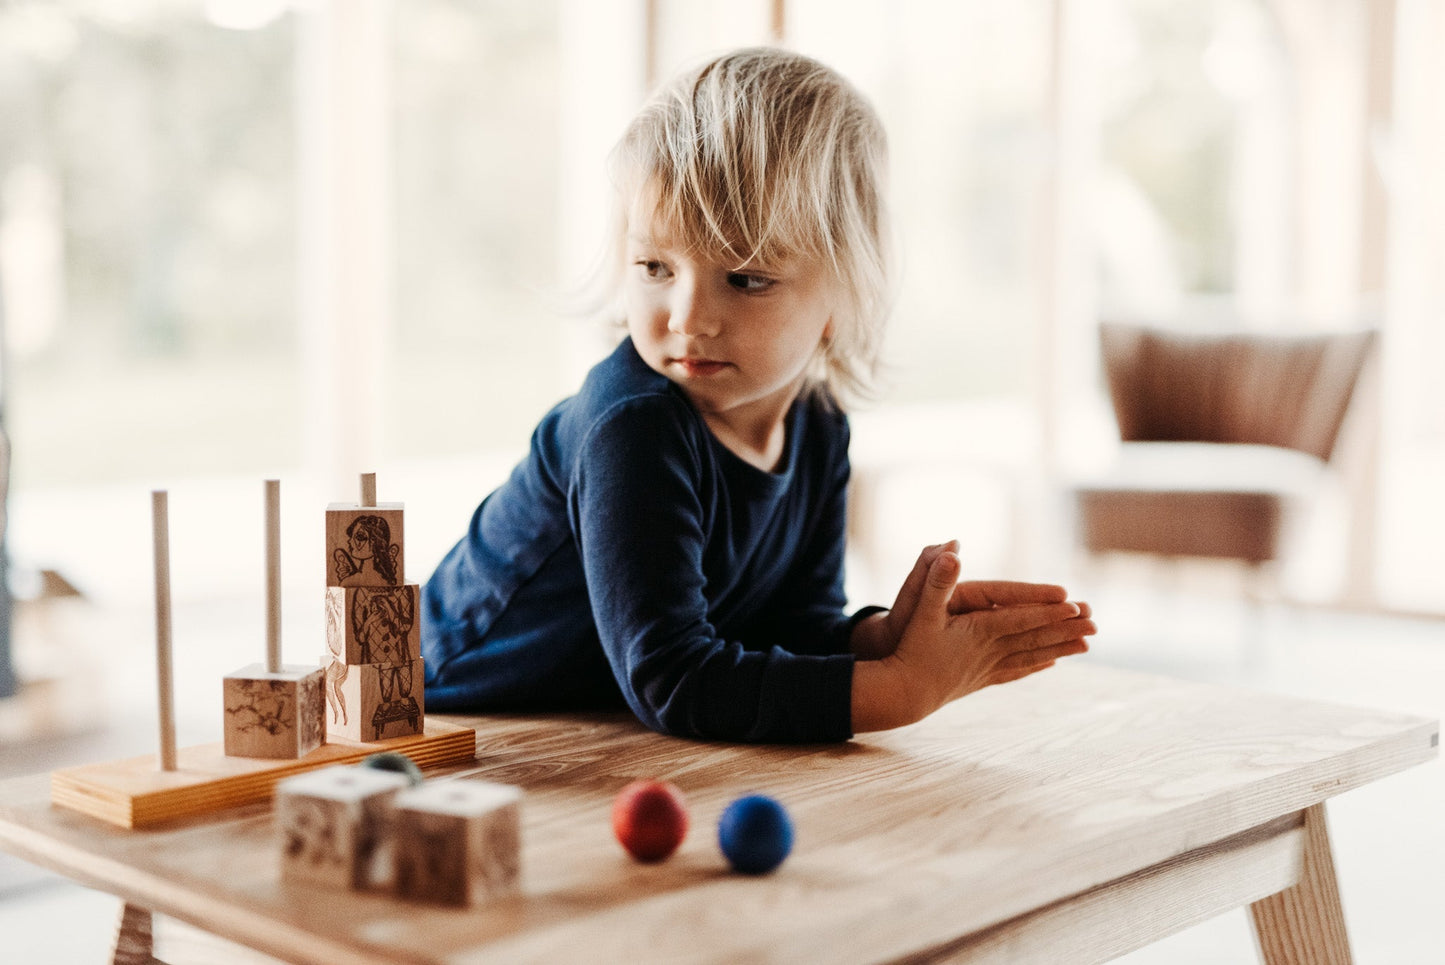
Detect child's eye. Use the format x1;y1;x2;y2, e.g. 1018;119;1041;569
635;259;671;280
727;272;774;292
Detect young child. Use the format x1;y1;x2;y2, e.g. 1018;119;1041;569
421;47;1095;742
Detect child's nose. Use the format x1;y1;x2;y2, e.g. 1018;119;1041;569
666;280;721;338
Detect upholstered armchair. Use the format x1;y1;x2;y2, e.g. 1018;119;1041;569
1071;321;1377;591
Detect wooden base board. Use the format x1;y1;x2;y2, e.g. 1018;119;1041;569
50;721;476;830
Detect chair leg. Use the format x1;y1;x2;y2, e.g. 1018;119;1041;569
1240;560;1284;670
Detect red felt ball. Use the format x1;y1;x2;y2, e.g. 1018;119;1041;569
612;779;689;862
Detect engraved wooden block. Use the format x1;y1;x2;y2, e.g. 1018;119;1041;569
326;503;404;588
393;780;522;906
325;584;421;667
324;657;425;743
223;664;326;760
276;765;412;890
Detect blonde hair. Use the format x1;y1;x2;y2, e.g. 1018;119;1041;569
607;47;891;406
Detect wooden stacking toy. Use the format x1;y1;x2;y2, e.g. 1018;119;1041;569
323;473;425;743
49;482;476;830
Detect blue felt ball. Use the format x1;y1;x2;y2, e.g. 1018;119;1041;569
718;794;793;874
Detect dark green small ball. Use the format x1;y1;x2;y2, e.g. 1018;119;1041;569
359;751;424;786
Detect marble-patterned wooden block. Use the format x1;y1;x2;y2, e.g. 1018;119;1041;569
325;584;421;667
325;503;404;588
222;664;326;760
324;657;425;744
393;780;522;906
276;765;412;890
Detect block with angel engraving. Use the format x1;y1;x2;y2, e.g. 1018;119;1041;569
326;503;404;588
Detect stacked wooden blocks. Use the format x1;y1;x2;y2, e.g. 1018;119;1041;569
278;765;522;904
323;475;425;743
223;480;327;760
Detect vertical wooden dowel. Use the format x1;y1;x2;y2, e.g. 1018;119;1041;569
360;472;377;507
152;491;177;772
265;479;282;674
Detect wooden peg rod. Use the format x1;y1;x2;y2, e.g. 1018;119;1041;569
152;490;177;772
265;479;282;673
360;472;377;507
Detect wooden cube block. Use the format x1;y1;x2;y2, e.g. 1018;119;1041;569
223;664;326;760
325;657;425;743
393;781;522;906
276;765;412;890
325;584;421;667
326;503;404;588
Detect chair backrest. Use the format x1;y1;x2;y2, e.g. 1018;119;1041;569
1099;322;1377;462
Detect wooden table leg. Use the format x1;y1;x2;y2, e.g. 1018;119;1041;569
1249;803;1352;964
113;901;162;965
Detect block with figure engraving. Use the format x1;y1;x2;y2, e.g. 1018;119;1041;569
325;584;421;667
326;503;405;588
276;765;412;890
223;664;327;759
393;780;522;906
324;656;426;743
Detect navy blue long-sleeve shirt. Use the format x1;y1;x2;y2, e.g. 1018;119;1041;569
421;337;870;743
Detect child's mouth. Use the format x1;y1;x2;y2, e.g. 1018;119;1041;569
673;358;730;378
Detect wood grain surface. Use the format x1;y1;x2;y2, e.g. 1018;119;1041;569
4;663;1436;964
50;720;475;829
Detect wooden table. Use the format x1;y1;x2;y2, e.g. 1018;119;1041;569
0;663;1436;964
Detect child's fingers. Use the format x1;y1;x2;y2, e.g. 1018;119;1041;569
988;659;1056;687
909;550;961;628
993;639;1089;675
949;580;1068;613
999;617;1097;651
892;540;958;617
967;601;1083;639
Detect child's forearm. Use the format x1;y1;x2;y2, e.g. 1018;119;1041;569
851;658;924;732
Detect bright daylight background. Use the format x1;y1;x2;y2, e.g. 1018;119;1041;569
0;0;1442;962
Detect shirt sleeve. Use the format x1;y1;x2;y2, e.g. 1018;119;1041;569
568;396;855;743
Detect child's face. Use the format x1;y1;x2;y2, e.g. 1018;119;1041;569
623;198;835;432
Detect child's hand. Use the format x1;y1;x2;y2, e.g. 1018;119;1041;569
852;540;1092;659
852;549;1095;731
896;550;1093;717
850;541;953;659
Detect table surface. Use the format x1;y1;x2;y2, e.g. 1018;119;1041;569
0;663;1436;965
